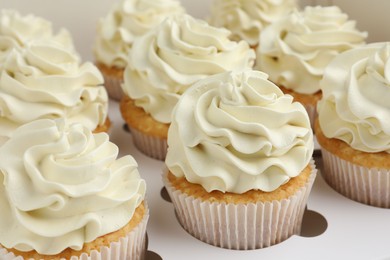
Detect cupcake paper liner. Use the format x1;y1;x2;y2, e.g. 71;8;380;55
321;148;390;208
101;72;124;101
0;205;149;260
163;160;317;250
303;103;317;130
129;126;167;161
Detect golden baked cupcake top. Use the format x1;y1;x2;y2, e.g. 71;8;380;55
166;69;313;193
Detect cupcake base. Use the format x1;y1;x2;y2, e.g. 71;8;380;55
0;203;149;260
130;127;168;161
163;161;317;250
315;120;390;208
120;96;169;160
321;148;390;208
96;62;125;101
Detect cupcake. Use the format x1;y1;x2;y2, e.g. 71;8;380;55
164;70;316;249
0;119;147;259
0;9;78;71
316;42;390;208
208;0;297;49
120;14;255;160
94;0;185;100
0;39;110;143
255;6;367;127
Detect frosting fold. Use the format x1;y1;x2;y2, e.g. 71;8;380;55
0;9;78;70
256;6;367;94
94;0;185;67
122;14;255;124
166;70;313;193
209;0;297;46
0;41;108;139
318;42;390;153
0;119;145;254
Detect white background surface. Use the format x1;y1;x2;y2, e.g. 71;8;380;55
1;1;390;259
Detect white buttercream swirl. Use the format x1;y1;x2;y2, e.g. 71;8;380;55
256;5;367;94
94;0;185;68
166;70;313;193
0;9;78;69
122;14;255;124
318;42;390;153
209;0;297;46
0;119;145;254
0;41;108;139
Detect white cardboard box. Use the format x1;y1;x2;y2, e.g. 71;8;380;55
1;1;390;259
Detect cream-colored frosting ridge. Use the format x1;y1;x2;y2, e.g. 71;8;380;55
0;119;146;255
166;70;313;193
0;40;108;139
0;9;78;69
122;14;255;124
318;42;390;153
256;5;367;94
94;0;185;68
209;0;297;46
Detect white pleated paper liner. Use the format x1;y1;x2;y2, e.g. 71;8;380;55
163;160;317;250
321;148;390;208
0;205;149;260
129;126;167;161
303;103;317;131
101;72;124;101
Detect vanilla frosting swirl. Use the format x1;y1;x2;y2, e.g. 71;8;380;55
256;6;367;94
94;0;185;68
122;14;255;124
166;70;313;193
0;119;146;254
209;0;297;46
318;42;390;153
0;9;78;69
0;41;108;139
